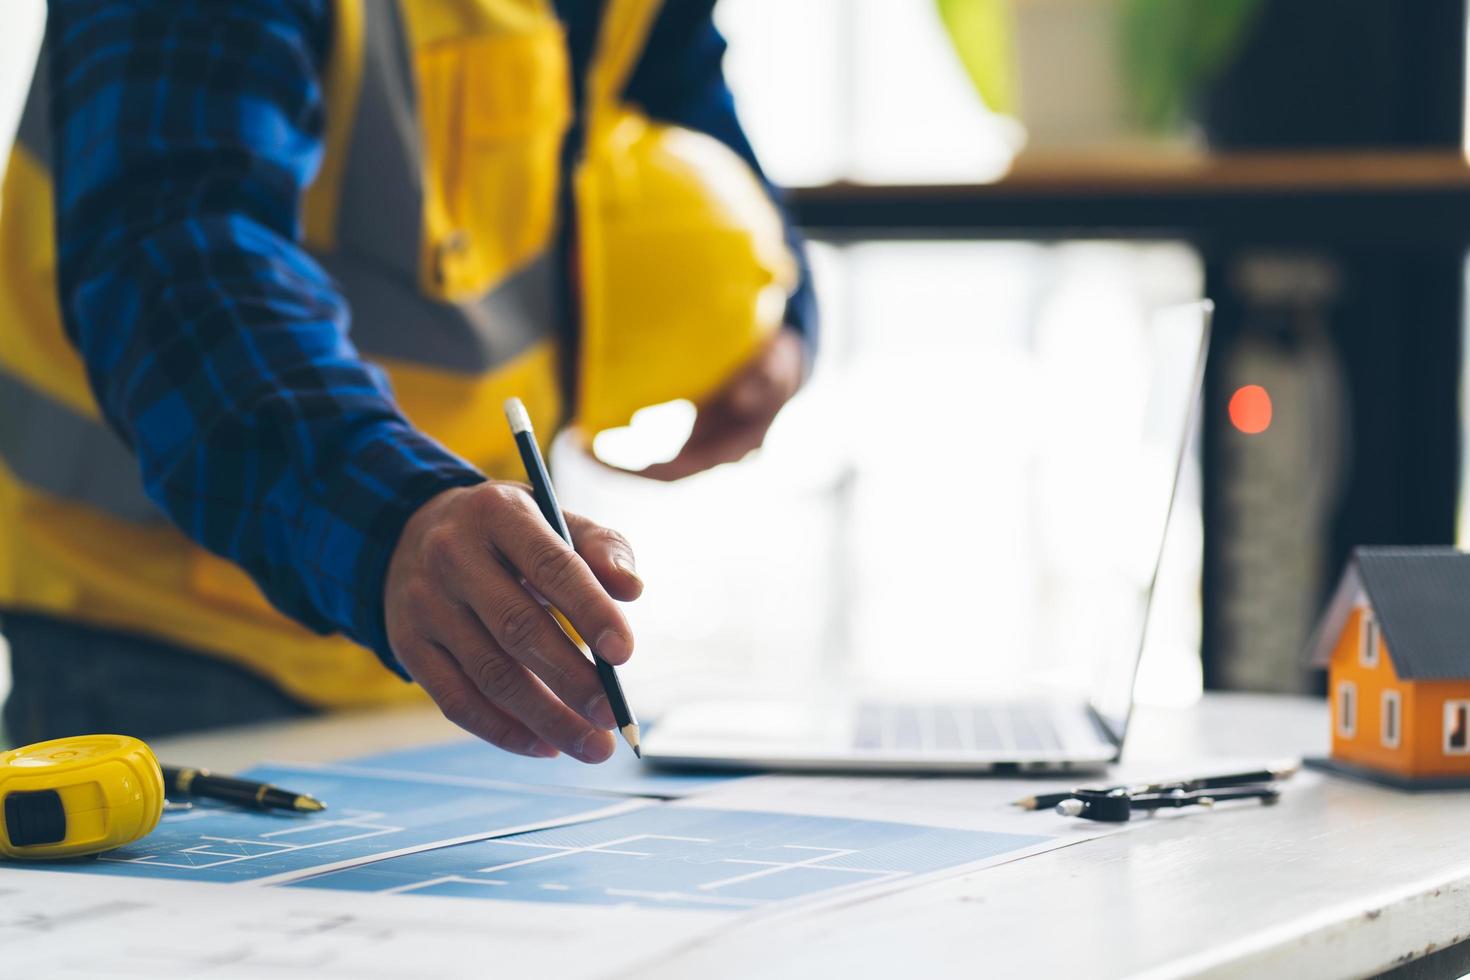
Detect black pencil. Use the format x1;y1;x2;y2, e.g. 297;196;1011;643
504;398;641;757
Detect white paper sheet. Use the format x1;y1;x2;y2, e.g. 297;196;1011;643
0;869;722;979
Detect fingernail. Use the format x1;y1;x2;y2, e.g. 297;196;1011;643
596;628;633;664
586;693;616;729
574;730;613;763
614;552;640;582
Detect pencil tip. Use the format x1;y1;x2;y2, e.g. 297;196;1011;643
620;723;641;758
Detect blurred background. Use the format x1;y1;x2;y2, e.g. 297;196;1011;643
4;0;1469;717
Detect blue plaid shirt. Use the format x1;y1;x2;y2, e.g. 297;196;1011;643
45;0;813;671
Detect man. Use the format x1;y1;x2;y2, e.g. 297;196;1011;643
0;0;815;762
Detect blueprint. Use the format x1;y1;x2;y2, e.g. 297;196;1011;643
2;745;1082;920
290;805;1051;911
342;737;746;798
0;799;1069;977
13;764;641;885
4;756;1055;912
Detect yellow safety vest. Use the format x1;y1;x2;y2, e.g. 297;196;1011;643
0;0;794;707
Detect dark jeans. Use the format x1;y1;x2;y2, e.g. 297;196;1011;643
2;611;314;746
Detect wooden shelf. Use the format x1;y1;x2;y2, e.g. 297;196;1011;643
788;150;1470;244
800;150;1470;197
1014;149;1470;192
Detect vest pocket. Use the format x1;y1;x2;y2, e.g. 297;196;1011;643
413;23;571;302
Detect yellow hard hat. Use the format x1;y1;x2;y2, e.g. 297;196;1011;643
574;105;797;438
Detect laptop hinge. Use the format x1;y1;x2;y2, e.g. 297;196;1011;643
1086;703;1125;756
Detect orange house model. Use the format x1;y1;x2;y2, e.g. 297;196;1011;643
1305;547;1470;789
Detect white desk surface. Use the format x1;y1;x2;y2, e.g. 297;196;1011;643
156;693;1470;980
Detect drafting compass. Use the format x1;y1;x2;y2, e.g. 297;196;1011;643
1055;785;1281;822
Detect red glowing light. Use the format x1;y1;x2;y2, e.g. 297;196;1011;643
1229;384;1272;435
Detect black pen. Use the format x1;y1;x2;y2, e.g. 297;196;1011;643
1012;763;1299;811
504;397;642;757
162;766;326;813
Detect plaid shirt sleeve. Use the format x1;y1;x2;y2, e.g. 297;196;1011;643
46;0;485;672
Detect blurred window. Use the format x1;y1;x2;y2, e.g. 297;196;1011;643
716;0;1016;185
560;3;1209;715
559;241;1206;713
0;1;43;167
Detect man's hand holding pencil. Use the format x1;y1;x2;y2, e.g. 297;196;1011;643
384;470;643;764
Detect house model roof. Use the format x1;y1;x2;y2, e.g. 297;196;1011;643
1306;547;1470;679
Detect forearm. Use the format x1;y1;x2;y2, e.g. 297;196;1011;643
86;220;481;654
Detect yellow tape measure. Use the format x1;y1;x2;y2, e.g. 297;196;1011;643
0;735;164;860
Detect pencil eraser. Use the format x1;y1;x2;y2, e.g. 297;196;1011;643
504;398;532;434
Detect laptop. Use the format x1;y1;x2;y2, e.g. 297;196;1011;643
642;301;1211;774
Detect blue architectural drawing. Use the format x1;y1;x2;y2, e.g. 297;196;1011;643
291;806;1050;911
344;739;745;798
15;765;617;884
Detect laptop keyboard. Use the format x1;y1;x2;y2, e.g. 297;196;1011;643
853;702;1065;753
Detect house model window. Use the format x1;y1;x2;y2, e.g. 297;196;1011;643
1381;690;1401;749
1360;609;1379;667
1446;701;1470;755
1336;681;1356;739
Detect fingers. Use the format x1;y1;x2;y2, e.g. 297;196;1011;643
638;416;771;482
384;482;637;764
612;332;803;483
438;604;616;762
635;343;794;481
456;563;617;729
480;487;635;666
728;330;804;419
404;639;558;758
727;355;782;419
564;511;643;602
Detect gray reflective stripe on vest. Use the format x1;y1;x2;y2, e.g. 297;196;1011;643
330;0;422;294
322;0;558;373
1;49;159;523
0;368;162;523
320;250;556;369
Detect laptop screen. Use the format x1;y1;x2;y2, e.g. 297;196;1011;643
1087;301;1211;745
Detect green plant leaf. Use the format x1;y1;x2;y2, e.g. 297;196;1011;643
934;0;1017;114
1121;0;1264;131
